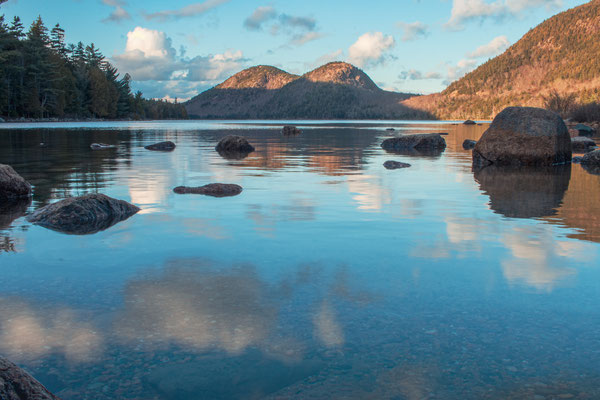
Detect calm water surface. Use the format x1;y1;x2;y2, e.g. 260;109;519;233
1;120;600;399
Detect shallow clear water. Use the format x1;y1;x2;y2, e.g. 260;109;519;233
1;120;599;399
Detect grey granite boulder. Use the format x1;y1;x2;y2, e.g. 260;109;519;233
0;356;61;400
27;193;140;235
145;141;176;151
174;183;243;197
473;107;571;167
0;164;32;200
575;123;595;137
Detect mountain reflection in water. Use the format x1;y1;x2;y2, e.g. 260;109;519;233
1;121;600;399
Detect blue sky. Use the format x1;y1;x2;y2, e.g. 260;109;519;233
1;0;589;100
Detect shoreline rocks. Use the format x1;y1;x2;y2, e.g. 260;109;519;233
0;164;32;200
27;193;140;235
216;135;255;159
571;136;596;152
473;107;571;167
282;126;302;135
145;141;176;151
574;123;596;137
0;356;61;400
173;183;243;197
381;133;447;153
383;161;411;170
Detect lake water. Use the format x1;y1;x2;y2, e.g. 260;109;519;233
1;120;599;400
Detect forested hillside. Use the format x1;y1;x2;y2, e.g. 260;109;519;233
0;14;187;120
404;0;600;119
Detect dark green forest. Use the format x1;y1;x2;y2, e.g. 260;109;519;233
0;13;187;120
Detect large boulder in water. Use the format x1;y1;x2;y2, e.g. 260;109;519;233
473;107;571;167
173;183;243;197
27;193;140;235
381;133;446;152
0;164;32;200
474;165;571;218
215;135;255;159
0;356;61;400
145;141;176;151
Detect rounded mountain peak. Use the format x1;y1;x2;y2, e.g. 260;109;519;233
216;65;299;90
303;62;379;90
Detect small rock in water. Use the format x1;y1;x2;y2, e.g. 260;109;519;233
0;164;32;200
173;183;243;197
145;141;176;151
580;149;600;165
464;119;477;125
215;135;255;159
386;128;395;131
27;193;140;235
571;136;596;152
381;133;447;152
282;126;302;135
572;156;583;163
463;139;477;149
384;161;411;170
90;143;116;150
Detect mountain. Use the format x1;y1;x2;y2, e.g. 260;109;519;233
185;62;432;119
403;0;600;119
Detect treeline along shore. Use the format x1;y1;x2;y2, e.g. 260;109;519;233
0;14;187;121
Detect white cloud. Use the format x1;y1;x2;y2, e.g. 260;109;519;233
101;0;131;23
445;58;478;83
348;32;395;68
397;21;429;41
112;27;245;98
445;0;562;30
144;0;230;21
399;69;442;80
468;35;510;58
243;6;321;47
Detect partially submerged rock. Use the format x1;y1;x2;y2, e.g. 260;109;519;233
572;156;583;164
571;136;596;152
381;133;447;153
473;107;571;167
386;128;395;131
464;120;477;125
474;164;571;218
215;135;255;159
463;139;477;149
0;356;61;400
173;183;243;197
0;164;32;200
90;143;116;150
580;149;600;174
383;161;411;170
145;141;176;151
282;126;302;135
575;123;595;137
27;193;140;235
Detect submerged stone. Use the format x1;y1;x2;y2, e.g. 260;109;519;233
463;139;477;149
383;160;411;170
27;193;140;235
282;126;302;135
381;133;447;152
0;356;61;400
173;183;243;197
145;141;176;151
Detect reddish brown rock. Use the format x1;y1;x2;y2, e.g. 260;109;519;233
173;183;243;197
473;107;571;167
27;193;140;235
0;164;32;200
0;356;61;400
